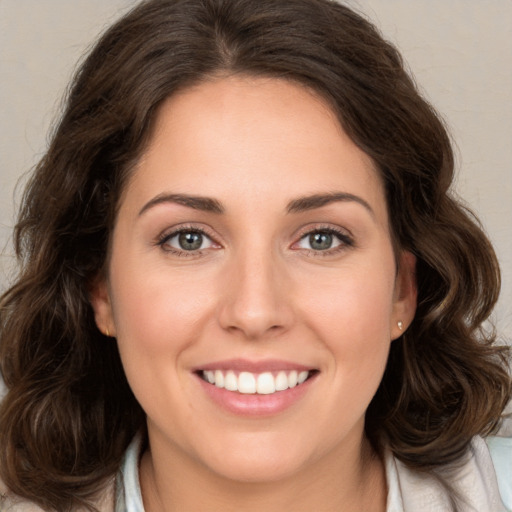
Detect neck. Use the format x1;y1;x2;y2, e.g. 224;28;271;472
139;432;387;512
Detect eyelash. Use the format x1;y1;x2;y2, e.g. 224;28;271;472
156;225;218;257
156;224;354;257
293;225;355;256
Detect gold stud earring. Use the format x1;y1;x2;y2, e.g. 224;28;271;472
105;328;110;337
397;321;403;331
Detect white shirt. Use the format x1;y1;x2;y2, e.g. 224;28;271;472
114;432;511;512
1;430;509;511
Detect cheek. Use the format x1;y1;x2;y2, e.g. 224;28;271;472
109;261;217;354
298;261;395;340
107;265;214;418
296;260;394;390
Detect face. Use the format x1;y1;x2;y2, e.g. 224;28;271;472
91;76;416;484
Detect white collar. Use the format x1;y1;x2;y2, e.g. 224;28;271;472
116;434;507;512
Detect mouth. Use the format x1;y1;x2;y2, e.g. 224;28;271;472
196;369;318;395
194;360;319;416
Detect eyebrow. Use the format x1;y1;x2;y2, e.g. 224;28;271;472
286;192;374;217
138;191;373;217
138;193;224;216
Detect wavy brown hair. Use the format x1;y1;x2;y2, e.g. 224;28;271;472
1;0;510;510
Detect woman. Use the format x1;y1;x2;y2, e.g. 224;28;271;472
0;0;510;510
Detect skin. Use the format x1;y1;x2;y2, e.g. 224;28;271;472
91;76;417;511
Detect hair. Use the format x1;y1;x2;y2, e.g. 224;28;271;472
0;0;510;509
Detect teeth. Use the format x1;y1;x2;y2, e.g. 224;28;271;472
297;370;309;384
275;371;288;391
201;369;311;394
224;371;237;391
214;370;224;388
256;372;275;394
238;372;256;393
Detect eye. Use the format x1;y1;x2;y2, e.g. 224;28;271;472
160;229;216;252
295;229;353;252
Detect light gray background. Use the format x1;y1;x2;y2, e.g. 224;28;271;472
1;0;511;341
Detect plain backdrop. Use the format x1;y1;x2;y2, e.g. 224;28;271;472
1;0;511;341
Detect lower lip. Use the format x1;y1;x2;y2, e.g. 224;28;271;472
196;374;316;417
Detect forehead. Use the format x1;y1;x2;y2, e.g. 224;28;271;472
122;76;387;223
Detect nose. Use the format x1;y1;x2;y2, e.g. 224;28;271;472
217;248;294;340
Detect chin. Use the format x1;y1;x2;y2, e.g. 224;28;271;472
196;435;312;484
208;454;306;484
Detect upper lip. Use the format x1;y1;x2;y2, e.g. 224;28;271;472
193;358;316;373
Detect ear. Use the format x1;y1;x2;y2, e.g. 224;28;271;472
390;250;417;340
89;275;116;337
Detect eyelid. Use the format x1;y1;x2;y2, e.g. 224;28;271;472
156;223;222;255
291;224;355;253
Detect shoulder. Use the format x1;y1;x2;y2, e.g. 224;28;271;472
386;433;511;512
0;479;116;512
115;432;145;511
0;484;44;512
487;413;512;512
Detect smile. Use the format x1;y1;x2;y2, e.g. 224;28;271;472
200;369;311;395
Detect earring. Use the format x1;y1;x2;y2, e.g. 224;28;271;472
105;328;110;337
397;321;403;331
